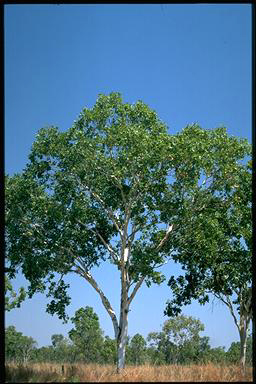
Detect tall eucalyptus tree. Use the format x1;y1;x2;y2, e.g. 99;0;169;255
5;92;251;371
5;93;175;371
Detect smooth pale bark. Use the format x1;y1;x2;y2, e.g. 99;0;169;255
239;314;250;371
239;328;247;369
117;311;128;372
238;290;252;370
116;240;129;372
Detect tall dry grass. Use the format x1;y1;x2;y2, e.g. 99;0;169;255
5;362;253;382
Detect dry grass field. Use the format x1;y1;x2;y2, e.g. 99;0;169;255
5;362;253;382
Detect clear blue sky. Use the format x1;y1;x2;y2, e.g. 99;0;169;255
5;4;252;350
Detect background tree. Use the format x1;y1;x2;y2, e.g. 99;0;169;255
191;336;212;364
162;126;251;369
68;306;104;363
226;335;252;366
101;336;117;365
163;315;206;364
51;334;73;363
128;333;147;365
31;346;55;363
21;335;38;364
146;315;207;365
5;326;23;363
6;324;251;367
5;326;37;363
205;347;227;365
51;334;64;348
147;330;174;365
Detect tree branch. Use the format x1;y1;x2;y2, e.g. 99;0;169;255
73;177;124;237
155;224;174;252
153;261;168;269
215;293;240;332
94;228;120;263
127;275;145;306
90;190;123;237
110;175;127;205
74;267;119;339
75;218;120;264
128;223;141;241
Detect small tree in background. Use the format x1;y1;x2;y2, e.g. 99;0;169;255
128;333;147;365
68;306;104;363
101;336;117;365
146;315;207;365
51;334;64;348
31;346;55;363
163;315;205;364
51;334;72;363
5;326;37;363
147;330;174;365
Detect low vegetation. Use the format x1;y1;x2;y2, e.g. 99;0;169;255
5;362;253;382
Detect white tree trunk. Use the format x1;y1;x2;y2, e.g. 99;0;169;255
117;313;128;372
239;321;249;370
218;290;252;372
116;249;129;373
